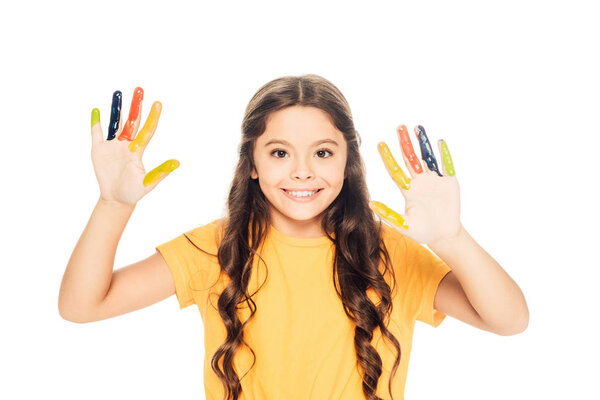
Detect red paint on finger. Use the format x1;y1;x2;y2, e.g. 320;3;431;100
118;87;144;141
397;125;423;173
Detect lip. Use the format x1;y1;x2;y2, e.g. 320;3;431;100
281;188;323;202
282;188;324;192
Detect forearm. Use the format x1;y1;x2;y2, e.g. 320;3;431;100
58;197;136;321
429;227;529;334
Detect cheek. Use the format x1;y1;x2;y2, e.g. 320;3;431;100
256;165;281;187
328;159;347;180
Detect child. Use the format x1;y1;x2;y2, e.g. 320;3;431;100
59;74;529;400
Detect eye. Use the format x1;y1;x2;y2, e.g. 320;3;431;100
270;149;334;159
271;149;288;158
316;149;333;158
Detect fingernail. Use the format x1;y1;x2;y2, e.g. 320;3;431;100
439;139;456;176
108;90;122;141
91;108;100;129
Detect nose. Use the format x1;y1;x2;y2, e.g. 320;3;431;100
291;154;314;180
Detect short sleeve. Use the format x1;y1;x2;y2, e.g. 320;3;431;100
155;219;224;310
402;236;452;327
156;234;199;309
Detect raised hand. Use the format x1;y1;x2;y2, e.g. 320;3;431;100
369;125;462;246
90;87;180;206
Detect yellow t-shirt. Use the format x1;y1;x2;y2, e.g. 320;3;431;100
156;218;451;400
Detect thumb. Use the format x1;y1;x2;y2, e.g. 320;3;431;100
369;200;409;231
142;159;180;189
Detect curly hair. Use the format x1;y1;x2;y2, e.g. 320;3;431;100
191;74;402;400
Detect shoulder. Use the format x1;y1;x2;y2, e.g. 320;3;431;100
379;222;409;255
184;217;228;254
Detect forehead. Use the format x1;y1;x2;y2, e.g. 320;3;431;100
259;106;343;144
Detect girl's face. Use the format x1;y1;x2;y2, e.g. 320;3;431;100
251;105;348;238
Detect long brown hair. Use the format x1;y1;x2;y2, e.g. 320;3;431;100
194;74;402;400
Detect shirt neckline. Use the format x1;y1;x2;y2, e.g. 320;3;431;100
268;223;333;247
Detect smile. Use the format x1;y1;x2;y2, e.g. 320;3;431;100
281;188;323;202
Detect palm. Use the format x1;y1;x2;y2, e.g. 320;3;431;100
92;139;149;205
400;169;461;244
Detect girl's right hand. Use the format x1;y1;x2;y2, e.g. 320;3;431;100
90;87;180;206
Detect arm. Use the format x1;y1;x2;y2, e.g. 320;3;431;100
58;197;134;322
370;126;528;336
59;88;179;323
430;226;529;336
58;197;177;323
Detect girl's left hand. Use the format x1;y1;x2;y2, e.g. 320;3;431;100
369;125;463;246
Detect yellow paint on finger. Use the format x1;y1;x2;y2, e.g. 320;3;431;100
91;108;100;130
377;142;411;190
439;140;455;176
143;159;180;187
369;200;409;230
129;101;162;153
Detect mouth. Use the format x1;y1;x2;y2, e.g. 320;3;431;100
281;188;324;200
282;188;323;193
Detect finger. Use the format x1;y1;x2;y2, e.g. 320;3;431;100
116;105;124;137
107;90;122;141
377;142;411;190
397;125;423;176
91;108;104;146
129;101;162;154
414;125;443;177
437;139;456;176
142;159;180;187
118;87;144;141
368;200;409;230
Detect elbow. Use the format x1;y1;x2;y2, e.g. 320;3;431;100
59;310;92;324
515;312;529;335
514;304;530;334
58;290;96;324
58;302;92;324
497;298;530;336
58;305;80;323
496;311;529;336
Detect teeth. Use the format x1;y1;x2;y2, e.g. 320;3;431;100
286;190;318;197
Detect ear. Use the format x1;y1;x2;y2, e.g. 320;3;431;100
250;168;258;179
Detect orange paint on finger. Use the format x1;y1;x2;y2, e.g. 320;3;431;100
397;125;423;173
118;87;144;141
369;200;409;230
129;101;162;153
377;142;411;190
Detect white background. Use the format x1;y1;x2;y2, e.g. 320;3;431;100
1;0;598;399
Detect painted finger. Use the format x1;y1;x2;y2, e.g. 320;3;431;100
107;90;122;141
118;87;144;141
129;101;162;154
369;200;409;230
377;142;411;190
397;125;423;175
91;108;103;146
438;139;455;176
436;140;446;175
142;159;180;187
414;125;442;177
116;105;124;137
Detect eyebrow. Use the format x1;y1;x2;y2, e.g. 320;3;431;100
264;139;339;147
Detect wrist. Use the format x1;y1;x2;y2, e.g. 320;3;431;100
428;224;468;253
97;196;136;211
